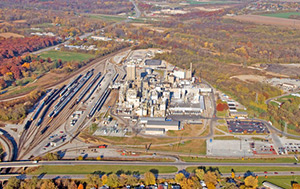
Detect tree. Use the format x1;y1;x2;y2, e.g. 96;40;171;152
204;171;217;186
40;179;56;189
44;152;59;160
179;178;195;189
106;174;120;188
86;174;102;188
5;177;20;189
224;182;238;189
244;176;258;189
195;169;205;180
0;78;7;89
144;172;156;186
101;174;108;185
175;173;185;183
207;182;216;189
77;183;84;189
27;176;40;189
126;175;138;186
68;180;78;189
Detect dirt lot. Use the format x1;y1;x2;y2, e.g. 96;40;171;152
0;20;27;26
226;15;300;29
0;32;24;38
131;23;166;33
263;64;300;77
230;75;266;83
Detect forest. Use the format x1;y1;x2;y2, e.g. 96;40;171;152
0;89;44;122
0;36;59;89
102;9;300;129
0;8;107;37
0;0;133;15
268;96;300;132
2;168;259;189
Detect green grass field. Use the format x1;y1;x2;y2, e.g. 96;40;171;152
39;50;95;62
258;176;299;189
87;14;127;22
181;156;295;163
261;12;300;19
216;125;228;132
216;110;228;117
30;165;178;175
9;86;38;96
187;166;300;174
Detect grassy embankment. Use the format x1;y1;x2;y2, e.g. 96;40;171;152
0;50;94;98
29;165;178;175
181;156;295;163
186;166;300;174
258;176;298;189
39;50;95;62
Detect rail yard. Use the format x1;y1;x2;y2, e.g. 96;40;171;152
15;51;126;160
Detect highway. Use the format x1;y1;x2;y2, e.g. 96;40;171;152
130;0;141;18
0;160;299;169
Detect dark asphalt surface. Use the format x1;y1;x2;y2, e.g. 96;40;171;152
0;160;299;169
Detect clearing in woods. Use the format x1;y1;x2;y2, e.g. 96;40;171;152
225;15;300;29
0;32;24;38
39;50;95;62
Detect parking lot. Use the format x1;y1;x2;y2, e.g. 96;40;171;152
251;141;276;155
280;138;300;154
207;139;253;157
227;120;269;134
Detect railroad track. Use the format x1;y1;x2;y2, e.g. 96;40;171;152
17;51;127;160
18;61;108;159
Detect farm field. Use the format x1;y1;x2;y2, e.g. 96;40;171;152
261;12;300;19
39;50;95;62
86;14;127;22
0;32;24;38
226;15;300;29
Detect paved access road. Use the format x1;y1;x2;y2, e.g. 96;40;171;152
0;160;299;169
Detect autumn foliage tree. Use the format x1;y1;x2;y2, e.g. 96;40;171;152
216;103;229;111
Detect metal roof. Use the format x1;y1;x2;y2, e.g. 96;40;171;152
145;128;165;131
145;59;162;66
147;120;179;126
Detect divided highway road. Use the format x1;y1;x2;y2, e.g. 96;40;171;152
0;160;299;169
